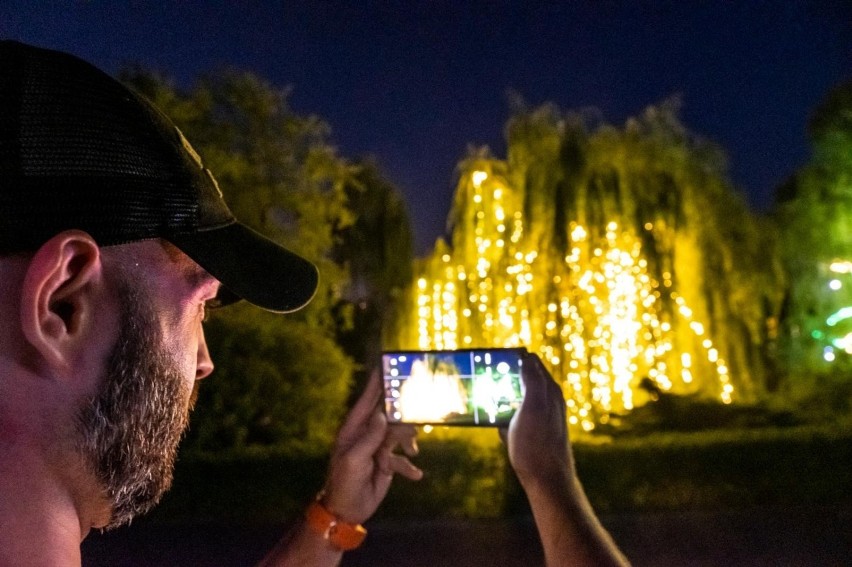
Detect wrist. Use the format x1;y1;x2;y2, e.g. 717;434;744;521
304;498;367;552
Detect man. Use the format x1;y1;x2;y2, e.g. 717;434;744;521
0;41;626;566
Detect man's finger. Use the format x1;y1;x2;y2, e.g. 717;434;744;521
521;352;562;406
383;424;419;457
338;372;383;443
344;410;389;464
384;453;424;481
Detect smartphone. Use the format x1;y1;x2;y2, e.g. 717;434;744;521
382;348;526;426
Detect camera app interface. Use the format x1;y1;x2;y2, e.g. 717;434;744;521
383;349;524;425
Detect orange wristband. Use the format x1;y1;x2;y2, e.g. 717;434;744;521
305;500;367;551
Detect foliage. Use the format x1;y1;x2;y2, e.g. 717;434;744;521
150;449;329;522
184;304;352;453
774;79;852;378
379;428;508;519
569;424;852;513
595;381;800;437
122;68;357;451
334;159;415;369
143;425;851;522
778;370;852;421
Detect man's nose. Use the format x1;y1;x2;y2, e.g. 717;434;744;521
196;326;214;380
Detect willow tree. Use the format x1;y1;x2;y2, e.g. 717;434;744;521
391;100;783;430
123;69;355;453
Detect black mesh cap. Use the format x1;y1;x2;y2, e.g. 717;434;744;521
0;40;318;313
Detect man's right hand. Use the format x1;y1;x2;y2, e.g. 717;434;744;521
500;352;630;567
503;352;573;489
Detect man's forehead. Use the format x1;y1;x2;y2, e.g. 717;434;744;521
107;239;219;292
158;241;219;290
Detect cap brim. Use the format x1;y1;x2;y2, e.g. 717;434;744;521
168;222;319;313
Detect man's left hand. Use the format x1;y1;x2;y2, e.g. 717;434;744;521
320;373;423;524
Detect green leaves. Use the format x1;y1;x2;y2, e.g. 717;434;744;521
774;79;852;378
186;307;352;454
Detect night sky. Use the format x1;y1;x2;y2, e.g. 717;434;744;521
2;1;849;254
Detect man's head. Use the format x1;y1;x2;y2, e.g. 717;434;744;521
0;41;318;530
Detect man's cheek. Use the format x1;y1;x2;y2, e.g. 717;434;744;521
163;326;197;380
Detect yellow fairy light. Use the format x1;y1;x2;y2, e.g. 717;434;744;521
405;166;736;429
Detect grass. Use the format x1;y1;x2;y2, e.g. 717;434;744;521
569;423;852;513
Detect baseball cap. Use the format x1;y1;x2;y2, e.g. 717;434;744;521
0;40;318;313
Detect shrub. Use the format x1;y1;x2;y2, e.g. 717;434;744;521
185;305;354;454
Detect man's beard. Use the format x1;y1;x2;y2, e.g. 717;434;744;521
76;273;195;530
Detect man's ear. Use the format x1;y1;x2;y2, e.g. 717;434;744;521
19;231;106;375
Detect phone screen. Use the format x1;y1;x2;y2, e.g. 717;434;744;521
382;348;526;426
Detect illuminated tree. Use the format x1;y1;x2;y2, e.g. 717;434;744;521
775;80;852;375
391;100;783;430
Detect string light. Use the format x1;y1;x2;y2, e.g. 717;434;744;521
405;169;736;430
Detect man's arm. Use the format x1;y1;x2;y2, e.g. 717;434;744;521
258;374;422;567
504;353;629;567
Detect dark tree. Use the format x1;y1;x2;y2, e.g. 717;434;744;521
334;159;415;382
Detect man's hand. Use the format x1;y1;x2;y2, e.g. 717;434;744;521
500;352;629;566
259;374;423;567
320;372;423;524
502;352;572;489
